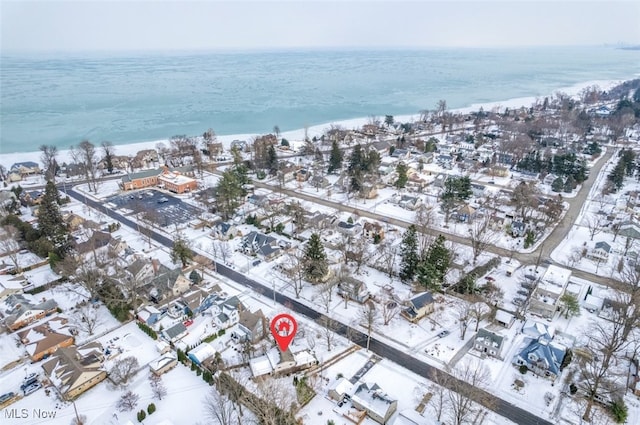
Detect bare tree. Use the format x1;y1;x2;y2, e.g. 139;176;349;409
578;317;632;421
248;377;296;425
358;301;380;351
510;182;539;222
0;225;22;273
468;301;490;332
316;278;336;313
40;144;58;183
415;203;436;258
71;304;103;336
213;240;232;264
69;414;88;425
149;373;167;400
203;387;239;425
446;360;492;425
318;316;337;351
71;140;99;193
584;213;606;241
280;249;306;298
456;303;471;340
116;390;140;412
469;215;497;265
379;290;401;326
110;356;140;386
428;381;450;423
375;239;397;278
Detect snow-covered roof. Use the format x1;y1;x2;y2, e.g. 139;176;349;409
188;343;216;364
539;265;571;294
149;353;177;372
249;356;272;377
494;309;515;325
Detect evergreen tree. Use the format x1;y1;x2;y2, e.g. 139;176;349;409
38;181;70;257
427;235;451;282
348;144;364;176
328;141;343;174
303;233;328;283
215;166;248;219
394;162;408;189
399;225;419;283
171;233;194;268
551;177;564;192
267;145;278;176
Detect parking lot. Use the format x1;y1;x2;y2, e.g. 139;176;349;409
107;189;202;227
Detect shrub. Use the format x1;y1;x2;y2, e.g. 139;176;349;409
147;403;156;415
518;365;528;374
218;329;226;337
610;399;628;423
569;383;577;395
137;410;146;422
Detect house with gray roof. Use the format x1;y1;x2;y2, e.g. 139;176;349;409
351;381;398;424
337;277;371;304
163;322;188;342
401;292;435;323
240;231;282;261
588;241;611;262
4;294;58;331
474;328;505;359
235;309;266;343
211;222;237;240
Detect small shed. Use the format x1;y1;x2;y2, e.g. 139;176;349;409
494;310;515;328
188;343;216;366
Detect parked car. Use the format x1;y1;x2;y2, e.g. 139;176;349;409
516;289;530;296
183;319;194;327
513;298;525;306
21;375;38;390
158;196;169;203
23;373;37;383
437;330;450;338
0;392;15;403
23;383;41;396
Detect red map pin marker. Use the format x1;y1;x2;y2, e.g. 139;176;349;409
270;313;298;352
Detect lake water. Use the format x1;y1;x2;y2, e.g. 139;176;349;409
1;46;638;154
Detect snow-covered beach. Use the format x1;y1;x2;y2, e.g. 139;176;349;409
0;77;629;168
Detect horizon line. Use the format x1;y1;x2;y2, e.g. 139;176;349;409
1;43;635;57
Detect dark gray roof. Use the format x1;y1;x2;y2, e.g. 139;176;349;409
409;292;434;310
165;322;187;339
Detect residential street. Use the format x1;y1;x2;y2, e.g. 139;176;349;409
64;186;553;425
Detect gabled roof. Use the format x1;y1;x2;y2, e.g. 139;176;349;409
42;343;105;396
516;338;565;376
594;241;612;253
409;292;434;310
239;309;265;331
164;322;188;339
475;328;504;348
5;297;58;327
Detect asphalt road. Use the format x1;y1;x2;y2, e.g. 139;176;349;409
64;185;553;425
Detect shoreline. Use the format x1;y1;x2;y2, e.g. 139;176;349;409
0;77;629;168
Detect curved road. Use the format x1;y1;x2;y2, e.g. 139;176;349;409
64;185;552;425
252;148;623;290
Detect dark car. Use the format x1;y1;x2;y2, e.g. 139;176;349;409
437;330;450;338
0;392;16;403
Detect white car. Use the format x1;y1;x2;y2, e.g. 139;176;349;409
23;382;42;396
158;197;169;203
